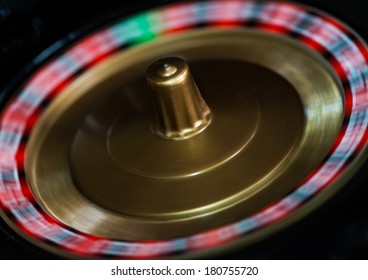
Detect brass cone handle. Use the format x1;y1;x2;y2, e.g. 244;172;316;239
146;57;212;140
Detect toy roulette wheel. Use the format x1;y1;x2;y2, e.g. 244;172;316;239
1;0;368;259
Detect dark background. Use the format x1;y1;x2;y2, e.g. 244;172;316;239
1;0;368;259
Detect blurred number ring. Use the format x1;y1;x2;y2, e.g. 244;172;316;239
0;0;368;258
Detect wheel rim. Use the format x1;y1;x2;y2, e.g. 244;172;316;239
0;0;367;258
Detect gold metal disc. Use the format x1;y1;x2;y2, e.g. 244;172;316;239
26;29;343;240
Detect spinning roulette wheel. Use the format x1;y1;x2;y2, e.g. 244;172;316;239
1;0;368;259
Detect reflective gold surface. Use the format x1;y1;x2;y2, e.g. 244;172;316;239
146;57;212;140
25;29;343;241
